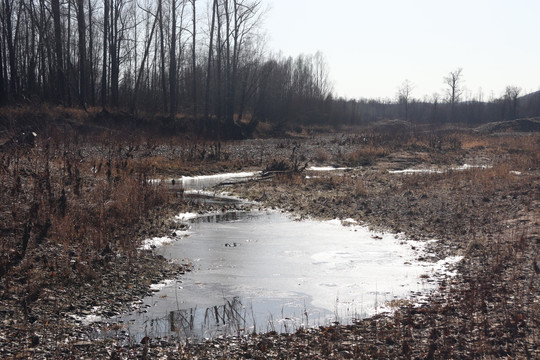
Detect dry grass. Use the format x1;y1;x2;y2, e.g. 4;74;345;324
135;155;186;175
344;145;389;166
0;132;170;282
314;148;331;163
460;134;488;150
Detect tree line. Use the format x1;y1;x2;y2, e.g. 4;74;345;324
1;0;539;136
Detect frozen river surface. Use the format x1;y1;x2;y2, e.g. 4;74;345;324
112;173;459;342
118;211;454;341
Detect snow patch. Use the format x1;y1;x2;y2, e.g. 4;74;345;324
181;171;258;181
150;279;176;291
342;218;358;225
139;236;173;250
70;307;103;325
175;212;199;222
308;166;350;171
389;164;492;175
388;168;443;174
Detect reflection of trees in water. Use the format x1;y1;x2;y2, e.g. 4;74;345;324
166;297;248;339
190;211;259;224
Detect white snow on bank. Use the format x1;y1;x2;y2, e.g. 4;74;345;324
325;218;358;227
326;219;344;226
139;236;174;250
429;255;464;277
149;279;176;291
175;212;199;222
308;166;351;171
181;171;258;181
70;307;103;325
389;164;492;175
453;164;491;171
388;168;443;174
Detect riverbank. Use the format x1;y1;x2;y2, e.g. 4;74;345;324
1;126;539;358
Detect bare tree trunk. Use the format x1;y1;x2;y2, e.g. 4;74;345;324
25;2;37;96
224;0;232;125
238;69;248;122
230;0;240;125
204;0;217;121
0;29;4;103
3;0;18;99
37;0;52;99
101;0;109;107
444;68;463;122
66;0;73;105
191;0;197;121
110;0;119;108
169;0;177;118
51;0;64;103
88;0;95;106
76;0;87;108
132;4;159;113
158;0;167;112
216;1;222;121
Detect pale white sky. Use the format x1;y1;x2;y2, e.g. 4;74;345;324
264;0;540;100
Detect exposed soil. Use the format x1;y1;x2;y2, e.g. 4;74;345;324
1;128;539;359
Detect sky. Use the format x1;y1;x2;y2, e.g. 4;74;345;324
263;0;540;100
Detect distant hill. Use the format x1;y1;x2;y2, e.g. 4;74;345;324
475;117;540;134
518;90;540;103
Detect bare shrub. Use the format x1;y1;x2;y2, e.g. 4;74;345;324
344;145;388;166
314;148;331;163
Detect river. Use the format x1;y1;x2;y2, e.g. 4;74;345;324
109;172;460;342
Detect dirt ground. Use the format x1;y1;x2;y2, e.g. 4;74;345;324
1;127;539;359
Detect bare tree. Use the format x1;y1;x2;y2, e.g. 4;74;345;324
76;0;87;108
204;0;218;121
431;92;441;123
190;0;197;120
101;0;109;107
313;51;331;99
169;0;178;117
0;26;4;103
88;0;96;106
397;79;414;121
158;0;167;112
444;68;464;121
132;2;159;113
224;0;263;132
215;0;223;120
504;85;521;119
444;68;464;105
109;0;128;108
3;0;18;99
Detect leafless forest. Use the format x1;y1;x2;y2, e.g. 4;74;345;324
1;0;540;136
